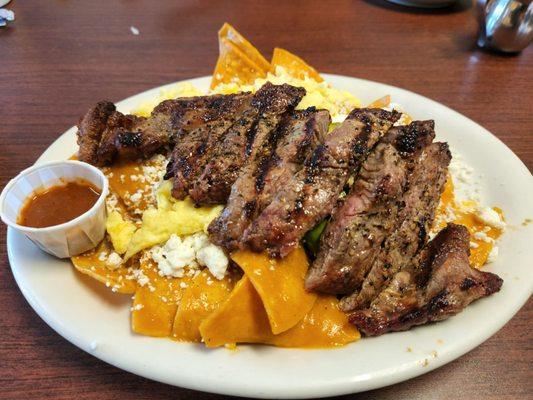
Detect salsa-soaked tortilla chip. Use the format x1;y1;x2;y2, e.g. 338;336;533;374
71;239;137;294
131;254;192;337
199;276;360;348
367;95;391;109
218;23;271;73
172;270;237;342
434;177;504;268
270;48;324;82
270;296;360;348
231;247;316;334
211;38;268;89
199;276;271;347
102;154;167;216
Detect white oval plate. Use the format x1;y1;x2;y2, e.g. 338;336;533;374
7;75;533;399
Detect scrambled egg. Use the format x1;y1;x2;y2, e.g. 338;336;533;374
105;211;137;254
123;181;223;260
212;66;361;123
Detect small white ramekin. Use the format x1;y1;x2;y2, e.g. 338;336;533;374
0;160;109;258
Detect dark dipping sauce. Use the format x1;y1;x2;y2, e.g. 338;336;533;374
17;179;101;228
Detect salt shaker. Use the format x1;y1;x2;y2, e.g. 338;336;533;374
476;0;533;53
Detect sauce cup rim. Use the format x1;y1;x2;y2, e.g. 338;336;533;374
0;160;109;233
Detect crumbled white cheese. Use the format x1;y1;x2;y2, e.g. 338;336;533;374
132;268;150;287
131;304;144;311
448;151;482;203
105;193;119;213
106;252;122;269
197;243;229;280
487;246;499;263
473;231;493;243
476;206;506;230
150;232;228;280
129;190;143;203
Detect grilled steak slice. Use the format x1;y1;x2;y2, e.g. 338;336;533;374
306;121;435;294
209;108;331;251
243;108;401;257
96;111;148;163
349;224;503;336
165;92;253;200
77;101;117;165
77;95;234;166
189;83;306;205
340;140;451;311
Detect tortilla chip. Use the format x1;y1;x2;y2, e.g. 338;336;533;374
231;247;316;334
71;239;137;294
102;155;166;216
131;254;191;337
172;270;237;342
271;47;323;82
199;276;272;347
199;276;360;348
211;38;268;89
218;23;270;72
368;95;391;108
270;296;360;348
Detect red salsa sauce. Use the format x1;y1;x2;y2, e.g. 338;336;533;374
17;179;101;228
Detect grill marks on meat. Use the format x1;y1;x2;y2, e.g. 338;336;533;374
77;101;119;165
209;108;331;251
243;108;401;257
306;121;435;294
165;93;253;199
340;140;451;311
189;83;306;205
349;224;503;336
77;95;238;166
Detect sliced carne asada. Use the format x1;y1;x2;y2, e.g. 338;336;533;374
77;94;240;167
340;140;451;312
305;121;435;295
209;108;331;251
349;224;503;336
189;83;306;206
77;101;118;165
243;108;401;258
165;92;253;200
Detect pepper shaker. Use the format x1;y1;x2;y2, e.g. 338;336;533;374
476;0;533;53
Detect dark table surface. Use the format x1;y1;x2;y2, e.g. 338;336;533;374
1;1;531;399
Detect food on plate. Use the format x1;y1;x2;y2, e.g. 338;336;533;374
46;23;507;347
71;239;137;294
306;120;438;294
184;83;305;205
243;108;401;257
349;224;503;336
270;47;324;82
340;140;451;311
17;179;100;228
211;23;271;89
208;108;331;251
231;247;317;334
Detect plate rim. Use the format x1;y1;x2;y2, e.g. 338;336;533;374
6;74;533;399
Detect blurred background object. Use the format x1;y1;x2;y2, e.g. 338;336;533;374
0;0;11;7
386;0;458;7
476;0;533;52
